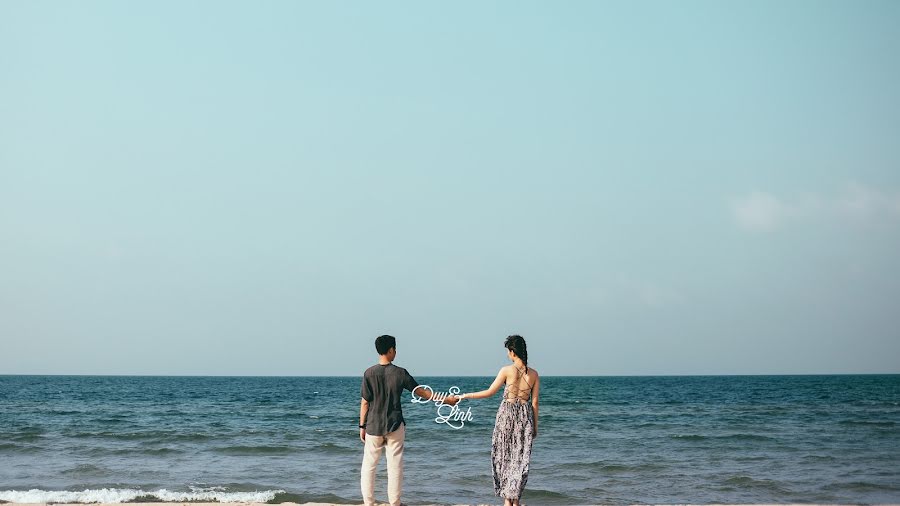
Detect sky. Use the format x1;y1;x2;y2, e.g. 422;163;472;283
1;1;899;376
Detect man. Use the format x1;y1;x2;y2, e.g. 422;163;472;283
359;334;457;506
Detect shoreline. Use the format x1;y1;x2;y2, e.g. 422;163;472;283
4;503;900;506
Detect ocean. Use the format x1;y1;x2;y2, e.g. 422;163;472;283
1;375;898;505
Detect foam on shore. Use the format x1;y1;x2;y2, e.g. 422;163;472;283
0;490;282;504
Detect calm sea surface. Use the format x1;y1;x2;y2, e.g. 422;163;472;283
1;375;898;505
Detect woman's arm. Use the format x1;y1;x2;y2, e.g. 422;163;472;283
531;373;540;437
459;368;507;400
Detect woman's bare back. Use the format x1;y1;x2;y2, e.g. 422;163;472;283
503;365;538;403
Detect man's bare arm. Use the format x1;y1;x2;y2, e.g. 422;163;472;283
413;386;459;405
359;398;369;443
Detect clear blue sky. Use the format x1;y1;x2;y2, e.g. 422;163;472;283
2;1;898;376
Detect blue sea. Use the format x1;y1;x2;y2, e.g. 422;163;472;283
1;375;899;505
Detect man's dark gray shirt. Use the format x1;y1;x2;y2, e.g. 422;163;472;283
361;363;418;436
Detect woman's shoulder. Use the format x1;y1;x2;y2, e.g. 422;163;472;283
498;364;519;378
527;367;539;378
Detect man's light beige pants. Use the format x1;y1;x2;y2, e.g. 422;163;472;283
361;423;405;506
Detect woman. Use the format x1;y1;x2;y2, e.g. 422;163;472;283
451;335;540;506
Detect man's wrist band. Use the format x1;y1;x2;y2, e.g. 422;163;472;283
359;424;366;429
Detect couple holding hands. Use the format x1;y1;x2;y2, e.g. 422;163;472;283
359;334;540;506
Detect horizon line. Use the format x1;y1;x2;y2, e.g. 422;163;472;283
1;372;898;378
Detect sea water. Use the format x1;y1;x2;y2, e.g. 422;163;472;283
1;375;898;505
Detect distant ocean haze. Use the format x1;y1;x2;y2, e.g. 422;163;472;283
1;375;898;505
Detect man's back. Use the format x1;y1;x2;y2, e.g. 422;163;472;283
361;363;418;436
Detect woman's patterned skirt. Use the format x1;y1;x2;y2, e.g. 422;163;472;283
491;400;535;500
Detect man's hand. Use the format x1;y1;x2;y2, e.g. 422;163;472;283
359;428;366;443
443;395;459;406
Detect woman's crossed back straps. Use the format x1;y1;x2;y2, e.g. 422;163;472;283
504;365;534;402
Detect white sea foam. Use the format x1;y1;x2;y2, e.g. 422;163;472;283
0;488;283;504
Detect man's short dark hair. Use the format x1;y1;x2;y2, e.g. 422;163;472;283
375;335;396;355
